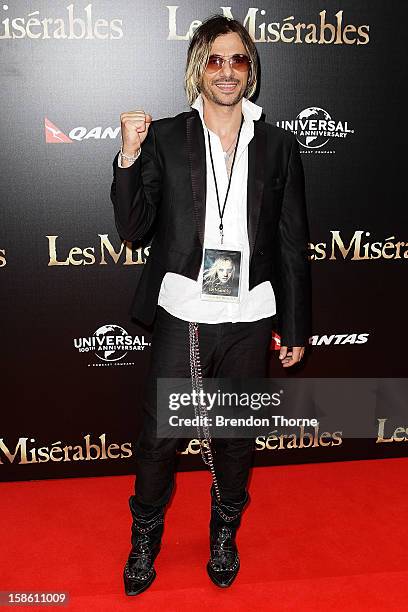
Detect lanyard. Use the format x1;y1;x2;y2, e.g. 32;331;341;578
206;115;244;245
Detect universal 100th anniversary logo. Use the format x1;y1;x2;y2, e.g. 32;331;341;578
73;325;151;367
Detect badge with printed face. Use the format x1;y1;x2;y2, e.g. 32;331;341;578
201;248;242;302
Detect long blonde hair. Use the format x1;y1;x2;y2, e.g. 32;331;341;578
184;15;258;106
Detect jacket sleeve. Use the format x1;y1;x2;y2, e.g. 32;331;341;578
275;134;312;347
110;123;162;242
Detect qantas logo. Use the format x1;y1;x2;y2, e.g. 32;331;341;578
44;117;120;142
270;331;281;350
44;118;72;143
270;331;369;349
310;333;369;346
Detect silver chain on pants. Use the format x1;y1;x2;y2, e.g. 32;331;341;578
188;321;221;502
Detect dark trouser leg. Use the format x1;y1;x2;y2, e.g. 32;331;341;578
212;315;273;503
206;315;273;587
125;307;216;595
131;306;215;514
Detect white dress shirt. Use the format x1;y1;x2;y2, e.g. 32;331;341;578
118;94;276;324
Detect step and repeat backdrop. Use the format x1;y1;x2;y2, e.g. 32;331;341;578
1;1;407;481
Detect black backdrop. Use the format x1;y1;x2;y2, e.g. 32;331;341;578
1;1;407;481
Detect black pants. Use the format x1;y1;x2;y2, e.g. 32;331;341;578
132;305;273;515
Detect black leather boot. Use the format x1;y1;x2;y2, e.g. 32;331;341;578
123;496;165;596
207;485;249;588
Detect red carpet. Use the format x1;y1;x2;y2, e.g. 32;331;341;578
1;458;408;611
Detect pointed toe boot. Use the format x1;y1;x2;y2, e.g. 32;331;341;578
207;486;249;588
124;497;164;596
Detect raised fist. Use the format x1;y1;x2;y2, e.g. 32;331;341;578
120;110;153;155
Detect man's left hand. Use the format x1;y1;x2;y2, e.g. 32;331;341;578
279;346;305;367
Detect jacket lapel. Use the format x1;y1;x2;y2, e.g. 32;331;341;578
186;111;206;246
186;109;266;256
247;121;266;262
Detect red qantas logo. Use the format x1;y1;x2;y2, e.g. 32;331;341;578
270;331;281;350
44;118;72;143
44;118;120;142
269;331;369;350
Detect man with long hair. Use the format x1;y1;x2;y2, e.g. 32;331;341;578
111;14;311;595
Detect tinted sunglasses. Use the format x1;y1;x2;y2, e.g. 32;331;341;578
205;54;251;74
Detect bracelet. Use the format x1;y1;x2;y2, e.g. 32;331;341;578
120;147;140;162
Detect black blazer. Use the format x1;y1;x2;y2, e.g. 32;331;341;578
110;108;311;346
